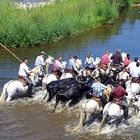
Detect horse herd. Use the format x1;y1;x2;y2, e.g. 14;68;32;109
1;54;140;133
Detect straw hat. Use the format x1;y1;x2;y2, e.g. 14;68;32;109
40;51;46;55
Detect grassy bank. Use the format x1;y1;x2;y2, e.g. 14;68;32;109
129;0;140;4
0;0;129;48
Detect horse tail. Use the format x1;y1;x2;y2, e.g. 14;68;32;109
98;103;112;133
0;80;13;103
67;109;85;132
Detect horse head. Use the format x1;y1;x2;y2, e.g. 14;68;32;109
61;61;67;69
45;55;54;73
78;69;87;77
60;61;67;73
92;68;100;78
31;66;44;86
94;57;101;68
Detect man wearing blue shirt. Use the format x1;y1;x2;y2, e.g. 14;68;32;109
35;51;46;67
91;77;107;106
68;56;79;76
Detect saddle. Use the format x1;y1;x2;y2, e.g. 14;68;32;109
91;96;104;109
18;76;28;86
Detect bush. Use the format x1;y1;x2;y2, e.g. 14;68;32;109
0;0;129;47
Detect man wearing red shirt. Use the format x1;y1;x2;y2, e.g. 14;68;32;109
101;50;110;65
109;80;128;120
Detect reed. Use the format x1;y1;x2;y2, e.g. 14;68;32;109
0;0;130;47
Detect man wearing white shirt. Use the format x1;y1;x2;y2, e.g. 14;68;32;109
129;62;140;82
85;52;95;71
127;57;138;76
18;58;33;95
68;56;79;76
35;51;46;68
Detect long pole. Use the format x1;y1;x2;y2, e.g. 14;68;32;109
0;43;22;63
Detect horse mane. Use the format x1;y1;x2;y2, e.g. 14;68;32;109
31;66;40;73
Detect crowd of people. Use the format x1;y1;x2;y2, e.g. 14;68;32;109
17;49;140;123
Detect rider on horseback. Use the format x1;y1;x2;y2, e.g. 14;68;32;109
52;56;63;78
110;49;123;66
18;58;34;95
90;77;108;107
109;80;128;120
101;50;110;66
35;51;46;72
68;56;79;76
128;61;140;83
85;52;95;72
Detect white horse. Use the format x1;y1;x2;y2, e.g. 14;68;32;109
126;80;140;109
116;70;130;81
59;58;82;78
76;59;82;70
78;68;90;77
42;61;69;88
60;61;73;79
0;66;43;102
99;102;124;132
94;57;101;68
45;55;55;74
68;85;113;132
99;80;140;131
91;65;111;79
42;73;58;90
60;73;73;79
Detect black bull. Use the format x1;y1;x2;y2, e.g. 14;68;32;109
41;76;95;103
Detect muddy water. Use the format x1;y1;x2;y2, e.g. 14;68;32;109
0;7;140;140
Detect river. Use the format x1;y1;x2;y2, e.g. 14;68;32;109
0;6;140;140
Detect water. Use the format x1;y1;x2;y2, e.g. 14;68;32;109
0;7;140;140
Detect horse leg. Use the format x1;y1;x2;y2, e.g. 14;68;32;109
58;99;72;113
98;112;108;134
67;110;86;132
0;81;13;103
133;104;139;116
83;113;91;127
0;84;8;103
5;96;12;102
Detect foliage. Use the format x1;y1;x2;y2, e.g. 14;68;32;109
0;0;131;47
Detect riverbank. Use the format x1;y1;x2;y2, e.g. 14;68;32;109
0;0;133;48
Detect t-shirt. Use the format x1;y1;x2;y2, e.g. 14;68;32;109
101;54;109;65
112;86;127;101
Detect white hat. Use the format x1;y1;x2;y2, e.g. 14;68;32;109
41;51;46;55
